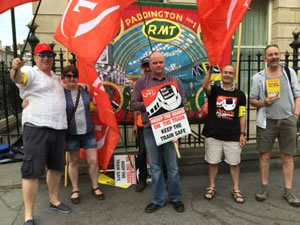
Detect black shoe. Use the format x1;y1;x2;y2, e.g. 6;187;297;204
135;181;147;192
91;187;105;200
49;202;72;213
70;191;80;204
171;201;185;213
24;219;35;225
145;202;164;213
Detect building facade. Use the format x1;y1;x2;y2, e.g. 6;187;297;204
33;0;300;55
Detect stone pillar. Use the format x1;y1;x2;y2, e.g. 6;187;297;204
272;0;300;53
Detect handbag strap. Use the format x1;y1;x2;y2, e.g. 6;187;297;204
68;88;81;125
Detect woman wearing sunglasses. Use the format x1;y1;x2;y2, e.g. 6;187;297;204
62;65;104;204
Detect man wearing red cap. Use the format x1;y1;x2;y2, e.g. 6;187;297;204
10;43;71;225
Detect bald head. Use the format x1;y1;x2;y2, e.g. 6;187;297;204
221;64;235;74
150;51;164;60
221;64;235;86
149;51;165;77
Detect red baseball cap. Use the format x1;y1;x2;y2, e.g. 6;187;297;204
34;43;53;54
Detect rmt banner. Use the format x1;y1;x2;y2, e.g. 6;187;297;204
141;81;191;146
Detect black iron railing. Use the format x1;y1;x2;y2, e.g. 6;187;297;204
1;32;300;147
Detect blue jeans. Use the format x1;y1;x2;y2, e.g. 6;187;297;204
143;127;182;206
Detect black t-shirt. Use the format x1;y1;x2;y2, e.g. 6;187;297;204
202;85;246;141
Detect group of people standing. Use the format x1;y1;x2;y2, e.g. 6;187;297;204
131;44;300;214
10;43;300;225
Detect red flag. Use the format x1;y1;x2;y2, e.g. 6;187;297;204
77;58;120;172
197;0;251;66
0;0;39;14
54;0;136;66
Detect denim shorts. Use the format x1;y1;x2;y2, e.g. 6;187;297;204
66;131;97;152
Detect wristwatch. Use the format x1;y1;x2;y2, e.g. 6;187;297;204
240;132;246;136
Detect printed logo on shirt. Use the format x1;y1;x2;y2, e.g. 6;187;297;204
216;96;237;120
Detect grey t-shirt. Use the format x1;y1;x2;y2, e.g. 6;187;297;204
265;74;293;119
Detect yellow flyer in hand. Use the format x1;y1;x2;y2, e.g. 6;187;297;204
266;79;280;98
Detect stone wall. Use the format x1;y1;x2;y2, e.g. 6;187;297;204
32;1;65;49
272;0;300;52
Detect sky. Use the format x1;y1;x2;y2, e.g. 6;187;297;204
0;3;33;47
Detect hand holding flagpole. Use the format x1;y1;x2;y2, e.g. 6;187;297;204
173;139;181;159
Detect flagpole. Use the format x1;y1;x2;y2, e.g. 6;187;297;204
10;9;18;58
173;139;181;159
138;0;153;53
20;0;42;59
235;23;242;88
64;48;70;187
10;8;21;134
66;49;70;65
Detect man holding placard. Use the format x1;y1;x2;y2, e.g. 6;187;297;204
131;51;187;213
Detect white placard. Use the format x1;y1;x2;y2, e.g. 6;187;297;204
114;154;136;187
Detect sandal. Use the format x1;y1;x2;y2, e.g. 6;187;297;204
232;190;245;203
204;187;216;200
70;191;80;204
91;187;105;200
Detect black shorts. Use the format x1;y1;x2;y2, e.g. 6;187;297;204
21;125;66;179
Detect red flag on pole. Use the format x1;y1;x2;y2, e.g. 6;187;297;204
54;0;136;66
77;58;120;172
0;0;39;14
197;0;251;66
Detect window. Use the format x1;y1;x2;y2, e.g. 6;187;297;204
232;0;269;92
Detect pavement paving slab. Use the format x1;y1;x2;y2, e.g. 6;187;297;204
2;160;300;225
0;162;22;188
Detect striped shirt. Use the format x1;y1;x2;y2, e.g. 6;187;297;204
131;73;185;127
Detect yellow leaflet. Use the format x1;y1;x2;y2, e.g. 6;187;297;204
266;79;280;98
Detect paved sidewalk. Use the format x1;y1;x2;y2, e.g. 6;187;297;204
1;160;300;225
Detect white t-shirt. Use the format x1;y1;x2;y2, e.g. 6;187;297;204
17;66;67;130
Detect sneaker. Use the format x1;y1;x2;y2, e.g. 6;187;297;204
49;202;72;213
283;192;300;207
255;189;268;202
24;219;35;225
135;180;147;192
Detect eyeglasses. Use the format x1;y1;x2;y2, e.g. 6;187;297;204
37;52;56;58
65;74;78;79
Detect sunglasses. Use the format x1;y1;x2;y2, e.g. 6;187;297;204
37;52;56;58
65;74;78;79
